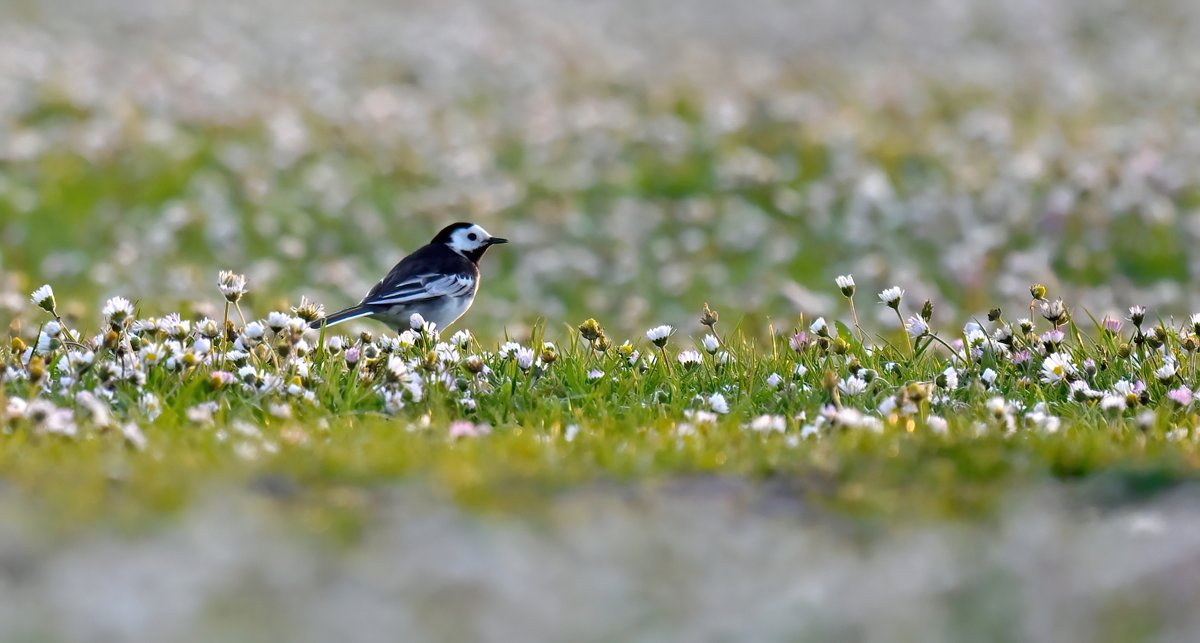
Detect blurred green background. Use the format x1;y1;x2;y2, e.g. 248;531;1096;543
3;0;1200;340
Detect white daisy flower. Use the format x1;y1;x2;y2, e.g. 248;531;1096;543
29;284;55;313
1040;352;1074;384
677;350;703;367
217;271;247;303
243;321;266;341
1154;359;1178;383
835;274;855;297
809;317;829;337
925;416;949;434
409;313;426;330
102;296;134;325
839;376;868;395
499;341;522;359
708;393;730;414
905;315;928;338
646;325;674;347
745;415;786;433
766;373;784;389
700;334;721;354
266;311;291;332
878;286;904;309
515;347;536;371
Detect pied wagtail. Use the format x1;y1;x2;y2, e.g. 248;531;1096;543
313;222;508;332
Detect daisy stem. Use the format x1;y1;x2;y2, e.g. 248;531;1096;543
848;297;865;342
51;313;75;372
660;346;672;376
895;308;913;358
219;301;230;371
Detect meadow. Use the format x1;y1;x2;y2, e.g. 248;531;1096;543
4;0;1200;640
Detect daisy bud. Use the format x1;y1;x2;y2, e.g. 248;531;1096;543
28;356;46;382
809;317;829;338
1102;316;1122;335
820;370;839;394
1117;343;1132;359
592;332;611;353
878;287;904;309
1184;335;1198;352
1018;318;1034;335
578;319;602;342
540;345;558;365
217;271;247;303
11;337;27;354
104;330;120;350
464;355;486;374
700;334;720;354
987;308;1001;322
832;338;849;355
700;303;719;329
835;274;855;298
921;300;934;323
409;313;426;331
1029;284;1047;301
29;284;56;314
1147;332;1164;350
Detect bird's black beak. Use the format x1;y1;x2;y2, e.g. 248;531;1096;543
487;237;509;246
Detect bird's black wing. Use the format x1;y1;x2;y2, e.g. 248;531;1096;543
360;244;477;307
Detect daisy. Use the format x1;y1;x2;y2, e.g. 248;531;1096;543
1167;386;1193;407
835;274;855;297
746;415;786;433
905;315;928;338
1154;359;1178;383
700;334;720;354
1100;395;1127;415
102;296;134;326
878;286;904;309
1040;352;1074;384
839;376;868;395
515;347;536;371
646;325;674;348
1128;305;1147;327
677;350;703;368
29;284;55;313
707;393;730;414
217;271;247;303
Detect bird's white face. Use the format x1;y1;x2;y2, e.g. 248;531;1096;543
446;224;497;255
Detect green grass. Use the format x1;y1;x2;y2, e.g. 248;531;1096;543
5;290;1200;537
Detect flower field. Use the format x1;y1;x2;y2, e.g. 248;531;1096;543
4;0;1200;640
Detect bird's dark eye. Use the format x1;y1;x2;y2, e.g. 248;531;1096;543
467;233;478;241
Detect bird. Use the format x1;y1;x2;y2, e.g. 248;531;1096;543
312;222;508;333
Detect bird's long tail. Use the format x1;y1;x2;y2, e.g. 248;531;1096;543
311;304;373;330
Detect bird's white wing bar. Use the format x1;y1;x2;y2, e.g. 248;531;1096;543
363;273;475;306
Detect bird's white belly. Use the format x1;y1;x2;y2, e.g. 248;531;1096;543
376;294;475;332
422;295;474;330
